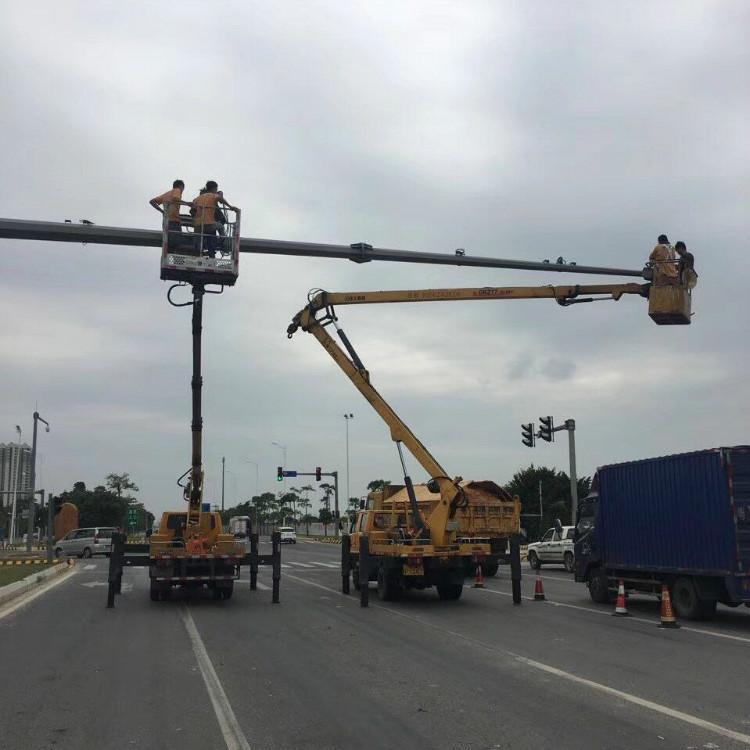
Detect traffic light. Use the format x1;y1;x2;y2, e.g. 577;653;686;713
315;466;322;482
521;423;535;448
539;416;554;442
277;466;284;482
52;495;63;515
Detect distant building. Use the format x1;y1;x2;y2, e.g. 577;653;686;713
0;443;32;507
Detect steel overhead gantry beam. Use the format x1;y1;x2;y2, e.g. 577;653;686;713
0;217;647;278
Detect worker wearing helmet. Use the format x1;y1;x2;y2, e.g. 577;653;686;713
191;181;236;257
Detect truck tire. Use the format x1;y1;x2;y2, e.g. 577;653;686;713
588;570;611;604
222;583;234;600
528;551;541;570
150;584;160;602
437;583;463;601
376;566;401;601
672;577;713;620
563;552;575;573
351;563;361;591
482;561;500;578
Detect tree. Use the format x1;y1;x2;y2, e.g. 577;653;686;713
504;465;591;542
347;496;361;517
367;479;390;492
280;489;300;526
319;508;334;532
59;481;129;529
319;483;335;535
297;485;314;534
105;473;139;499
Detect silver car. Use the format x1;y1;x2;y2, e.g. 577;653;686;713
54;527;116;558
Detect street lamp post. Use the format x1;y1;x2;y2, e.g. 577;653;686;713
344;413;354;509
10;425;21;545
27;412;50;552
221;456;225;513
245;459;260;495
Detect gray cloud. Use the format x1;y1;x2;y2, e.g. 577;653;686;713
1;1;748;516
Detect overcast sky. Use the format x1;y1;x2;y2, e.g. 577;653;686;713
1;1;748;518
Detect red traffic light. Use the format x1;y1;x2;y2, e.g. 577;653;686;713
315;466;322;482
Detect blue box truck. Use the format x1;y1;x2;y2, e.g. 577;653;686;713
574;447;750;620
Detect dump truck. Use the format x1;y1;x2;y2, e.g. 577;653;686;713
374;480;521;577
574;447;750;619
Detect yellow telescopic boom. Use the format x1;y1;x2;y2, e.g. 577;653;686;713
287;280;689;545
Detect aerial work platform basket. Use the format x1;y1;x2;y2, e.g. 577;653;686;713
160;203;240;286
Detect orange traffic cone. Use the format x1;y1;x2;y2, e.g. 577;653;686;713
473;564;485;589
658;584;680;629
534;571;545;601
612;579;630;616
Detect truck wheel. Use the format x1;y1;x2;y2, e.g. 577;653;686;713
150;584;160;602
351;564;361;591
376;567;401;601
588;571;611;604
671;577;705;620
482;561;500;578
222;583;234;601
437;583;463;601
528;551;541;570
563;552;575;573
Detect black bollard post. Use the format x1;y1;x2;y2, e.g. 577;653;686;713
271;531;281;604
359;535;369;608
106;532;124;608
341;534;351;595
510;534;522;605
115;532;125;594
250;533;259;591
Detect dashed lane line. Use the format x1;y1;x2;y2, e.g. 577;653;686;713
180;605;252;750
83;564;96;570
282;573;750;747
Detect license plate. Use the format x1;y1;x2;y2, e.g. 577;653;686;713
403;564;424;576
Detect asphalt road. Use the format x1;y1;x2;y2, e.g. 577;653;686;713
1;540;749;750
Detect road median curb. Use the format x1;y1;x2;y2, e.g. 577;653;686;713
0;559;76;608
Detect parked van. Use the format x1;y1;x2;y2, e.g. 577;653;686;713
54;527;116;558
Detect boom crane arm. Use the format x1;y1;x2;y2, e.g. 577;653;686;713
287;281;652;546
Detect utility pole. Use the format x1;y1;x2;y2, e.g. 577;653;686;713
221;456;225;513
27;411;50;552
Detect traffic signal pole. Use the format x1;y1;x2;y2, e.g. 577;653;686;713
278;467;340;535
521;416;578;527
565;420;578;527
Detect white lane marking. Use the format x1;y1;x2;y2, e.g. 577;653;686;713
0;567;77;621
254;582;270;591
480;586;750;645
180;605;251;750
282;573;750;747
287;562;315;568
83;564;96;570
313;562;340;568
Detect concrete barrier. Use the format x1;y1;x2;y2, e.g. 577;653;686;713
0;559;75;608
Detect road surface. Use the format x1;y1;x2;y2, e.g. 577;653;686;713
1;539;748;750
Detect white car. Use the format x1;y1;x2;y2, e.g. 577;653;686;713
527;525;576;572
278;526;297;544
